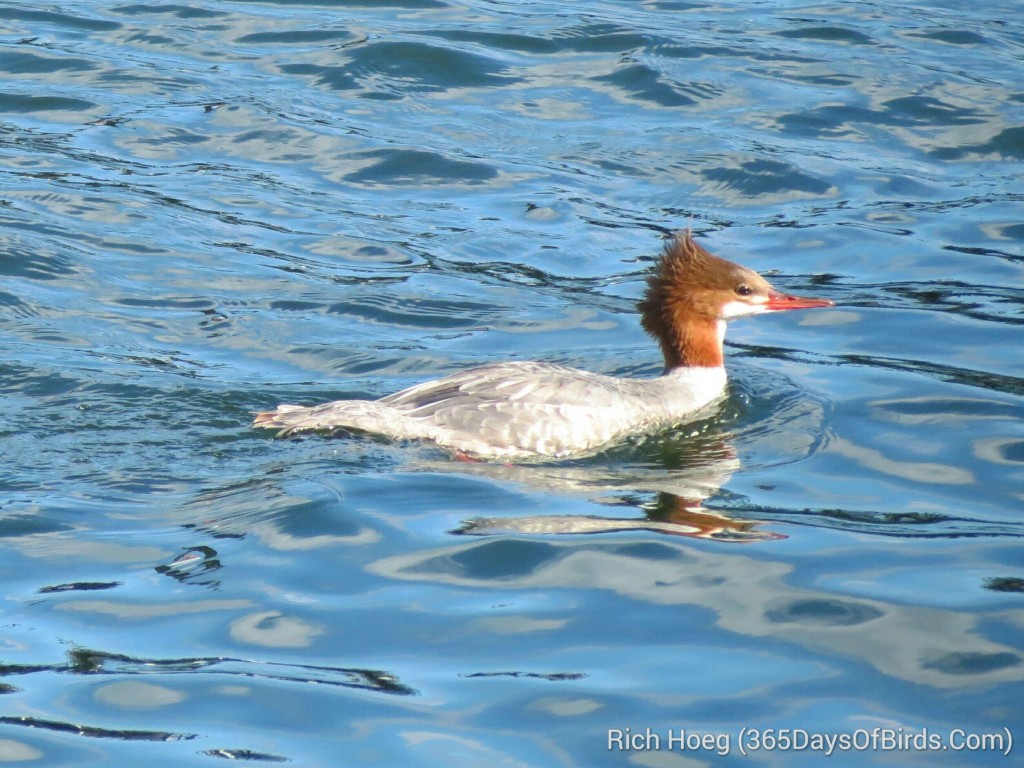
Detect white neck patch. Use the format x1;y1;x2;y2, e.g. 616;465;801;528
720;298;768;319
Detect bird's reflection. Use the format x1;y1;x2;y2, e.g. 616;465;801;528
455;501;783;541
416;423;784;542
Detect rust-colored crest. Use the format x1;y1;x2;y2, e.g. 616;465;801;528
638;231;763;369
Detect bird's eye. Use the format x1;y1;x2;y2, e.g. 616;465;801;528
735;284;753;297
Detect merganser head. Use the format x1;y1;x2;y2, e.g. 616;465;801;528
639;231;833;370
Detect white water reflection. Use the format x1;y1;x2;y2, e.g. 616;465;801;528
371;539;1022;690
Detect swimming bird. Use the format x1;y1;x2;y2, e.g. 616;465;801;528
253;232;833;460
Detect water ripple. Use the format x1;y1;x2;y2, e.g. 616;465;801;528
2;1;1022;764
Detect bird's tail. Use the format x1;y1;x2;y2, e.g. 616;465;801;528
252;404;323;436
253;400;423;439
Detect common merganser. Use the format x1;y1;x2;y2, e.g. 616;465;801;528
253;232;833;460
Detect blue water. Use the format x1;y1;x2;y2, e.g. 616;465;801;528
2;1;1022;765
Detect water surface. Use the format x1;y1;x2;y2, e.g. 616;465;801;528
1;1;1022;766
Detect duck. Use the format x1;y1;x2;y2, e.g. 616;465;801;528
253;232;833;460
